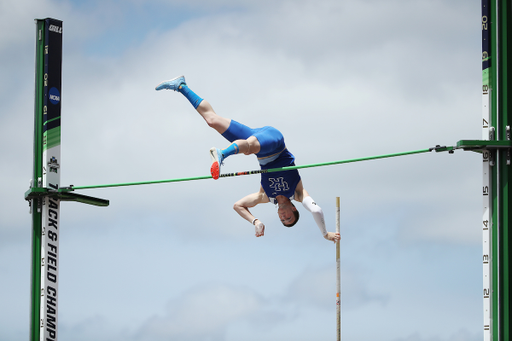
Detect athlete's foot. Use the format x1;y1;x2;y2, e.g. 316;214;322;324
155;75;186;91
209;147;224;180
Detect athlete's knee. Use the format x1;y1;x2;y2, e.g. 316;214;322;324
246;136;260;154
236;140;250;155
205;115;230;135
204;114;223;130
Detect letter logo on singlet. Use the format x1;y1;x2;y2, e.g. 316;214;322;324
268;177;289;192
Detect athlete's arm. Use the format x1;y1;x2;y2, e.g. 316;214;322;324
297;187;341;243
233;187;270;237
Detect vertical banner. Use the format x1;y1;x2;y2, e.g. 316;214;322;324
40;197;60;341
39;18;62;341
42;18;62;189
481;1;492;340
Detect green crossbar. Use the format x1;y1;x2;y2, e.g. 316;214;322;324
60;146;450;192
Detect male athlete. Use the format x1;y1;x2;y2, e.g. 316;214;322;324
156;76;340;243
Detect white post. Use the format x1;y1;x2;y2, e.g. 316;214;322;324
336;197;341;341
481;2;492;339
482;72;492;341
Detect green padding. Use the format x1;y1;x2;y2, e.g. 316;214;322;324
483;68;490;85
43;127;61;151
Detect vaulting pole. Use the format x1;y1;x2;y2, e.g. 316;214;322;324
336;197;341;341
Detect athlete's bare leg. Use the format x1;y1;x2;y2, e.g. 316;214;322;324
196;100;260;155
196;100;231;135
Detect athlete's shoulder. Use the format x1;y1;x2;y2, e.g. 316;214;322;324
258;186;270;203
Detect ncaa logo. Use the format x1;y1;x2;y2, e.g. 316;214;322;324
49;87;60;105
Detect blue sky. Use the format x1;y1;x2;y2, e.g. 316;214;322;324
1;0;484;340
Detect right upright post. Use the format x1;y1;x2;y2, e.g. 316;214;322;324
481;0;512;340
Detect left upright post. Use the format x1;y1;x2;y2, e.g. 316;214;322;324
30;18;63;341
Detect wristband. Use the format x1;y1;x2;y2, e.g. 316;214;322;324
252;218;258;225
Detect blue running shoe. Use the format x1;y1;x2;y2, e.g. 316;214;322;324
209;147;224;180
155;75;186;91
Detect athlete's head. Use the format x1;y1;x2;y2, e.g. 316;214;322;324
278;202;300;227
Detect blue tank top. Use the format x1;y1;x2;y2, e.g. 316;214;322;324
260;149;301;204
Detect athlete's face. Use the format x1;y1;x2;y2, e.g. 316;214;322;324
278;205;296;226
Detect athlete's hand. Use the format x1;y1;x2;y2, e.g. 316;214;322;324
255;220;265;237
324;232;340;243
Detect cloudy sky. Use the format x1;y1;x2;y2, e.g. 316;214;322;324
1;0;485;340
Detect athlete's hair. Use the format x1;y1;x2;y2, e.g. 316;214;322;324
283;208;300;228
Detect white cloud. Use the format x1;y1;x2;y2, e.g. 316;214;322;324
281;264;389;311
390;329;481;341
133;284;263;341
